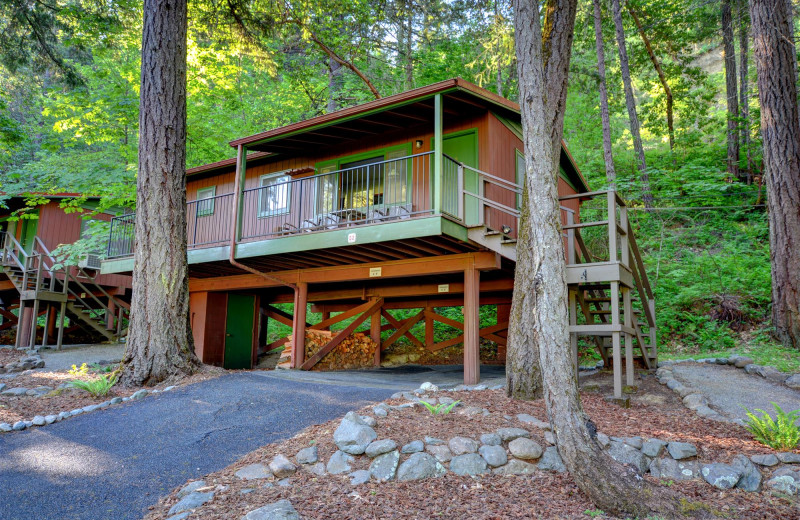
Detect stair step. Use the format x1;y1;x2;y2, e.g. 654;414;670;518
501;238;517;244
484;230;501;237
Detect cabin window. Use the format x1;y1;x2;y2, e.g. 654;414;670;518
196;186;216;216
258;171;291;217
384;148;408;205
316;164;338;215
515;150;525;209
340;156;384;209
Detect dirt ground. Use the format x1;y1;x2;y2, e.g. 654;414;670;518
144;371;799;520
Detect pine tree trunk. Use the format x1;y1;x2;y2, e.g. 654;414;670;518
739;0;753;180
722;0;740;180
496;0;504;96
405;2;414;90
328;57;342;112
610;0;653;208
750;0;800;349
121;0;199;386
513;0;680;515
628;7;675;155
593;0;616;184
506;0;577;400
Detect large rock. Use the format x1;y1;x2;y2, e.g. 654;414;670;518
750;454;779;467
168;491;214;515
649;458;700;481
784;373;800;390
333;412;377;455
269;454;296;478
731;454;762;492
349;470;371;485
480;433;501;446
448;436;479;455
365;439;397;458
450;453;489;476
31;415;46;426
537;446;566;472
667;441;697;460
295;446;318;465
733;356;754;368
370;450;400;481
641;439;668;458
0;423;12;432
304;462;326;476
496;428;530;442
508;438;543;460
401;440;424;454
766;472;800;495
241;500;300;520
326;451;354;475
608;441;649;474
235;464;272;481
397;452;447;481
1;387;29;396
777;452;800;464
425;444;453;463
478;444;507;467
701;463;742;490
493;459;537;475
176;481;207;499
682;394;707;410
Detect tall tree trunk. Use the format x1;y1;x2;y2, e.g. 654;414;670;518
121;0;199;386
513;0;680;515
593;0;616;184
506;0;578;400
739;0;752;181
327;57;342;112
628;7;675;155
722;0;740;180
405;7;414;90
750;0;800;349
496;0;504;96
610;0;653;208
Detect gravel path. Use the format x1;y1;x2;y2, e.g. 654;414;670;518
0;371;392;520
671;363;800;423
39;344;126;371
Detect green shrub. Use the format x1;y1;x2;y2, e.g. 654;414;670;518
743;403;800;451
419;400;460;415
70;374;118;398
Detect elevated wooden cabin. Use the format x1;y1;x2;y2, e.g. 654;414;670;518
1;196;132;348
102;79;657;396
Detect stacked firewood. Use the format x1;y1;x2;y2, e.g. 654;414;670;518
276;330;378;371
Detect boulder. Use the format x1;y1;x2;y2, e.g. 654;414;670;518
544;431;556;445
777;452;800;464
12;421;26;431
359;415;377;427
419;382;439;392
784;373;800;390
596;433;611;449
326;451;355;475
176;480;207;499
241;500;300;520
734;356;754;368
349;469;371;485
622;437;644;450
424;436;445;445
168;491;214;515
682;394;707;410
608;441;649;474
641;439;668;458
333;412;377;455
701;463;743;490
478;445;508;467
0;423;12;432
731;454;762;492
676;386;698;398
537;446;566;472
1;387;29;396
425;444;453;463
496;427;530;442
480;433;502;446
766;474;800;495
295;446;318;465
304;462;326;476
235;464;272;481
649;458;700;481
494;459;537;475
508;438;543;460
667;441;697;460
131;389;148;400
401;440;424;454
396;452;447;481
365;439;397;458
450;454;489;476
448;436;479;455
750;453;779;467
369;450;400;481
31;415;46;426
269;454;296;479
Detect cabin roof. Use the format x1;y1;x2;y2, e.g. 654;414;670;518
188;78;589;192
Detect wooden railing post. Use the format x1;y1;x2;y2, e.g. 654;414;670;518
620;201;629;269
607;190;617;262
433;94;443;214
233;144;248;246
457;164;464;221
477;173;485;226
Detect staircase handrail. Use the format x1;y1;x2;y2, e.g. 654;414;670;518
2;232;31;272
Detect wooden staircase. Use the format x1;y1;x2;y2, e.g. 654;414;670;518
1;233;130;348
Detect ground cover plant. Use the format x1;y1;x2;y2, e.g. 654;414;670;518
743;403;800;451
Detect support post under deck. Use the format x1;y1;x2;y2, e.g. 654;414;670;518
433;94;443;215
371;303;382;366
463;262;480;385
292;282;308;368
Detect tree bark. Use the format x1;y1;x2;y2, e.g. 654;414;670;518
593;0;616;184
327;57;343;112
513;0;681;515
628;7;675;154
405;4;414;90
739;0;753;181
495;0;504;96
121;0;199;386
722;0;740;180
506;0;577;400
610;0;653;208
750;0;800;349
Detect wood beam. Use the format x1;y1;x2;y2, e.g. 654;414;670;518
309;299;378;331
381;309;424;351
291;282;308;368
381;309;425;349
371;301;382;366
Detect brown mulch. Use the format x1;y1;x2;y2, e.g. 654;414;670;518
0;365;224;424
144;371;798;520
0;348;21;366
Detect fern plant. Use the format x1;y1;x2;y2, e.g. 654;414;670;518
70;374;118;398
743;403;800;450
419;400;460;415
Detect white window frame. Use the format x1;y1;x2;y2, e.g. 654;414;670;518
258;171;292;217
195;186;216;216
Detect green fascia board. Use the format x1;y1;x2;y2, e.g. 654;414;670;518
100;256;134;274
441;218;469;242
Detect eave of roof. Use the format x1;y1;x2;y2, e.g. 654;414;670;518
186;151;271;177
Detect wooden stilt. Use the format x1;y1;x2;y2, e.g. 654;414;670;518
106;299;116;330
46;306;56;345
291;282;308;368
623;287;634;386
15;301;25;348
29;298;40;349
610;281;622;398
56;301;66;350
371;302;382;366
463;263;480;385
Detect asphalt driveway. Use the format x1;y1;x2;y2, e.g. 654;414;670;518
0;371;393;520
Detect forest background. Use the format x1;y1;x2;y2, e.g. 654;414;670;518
0;0;788;369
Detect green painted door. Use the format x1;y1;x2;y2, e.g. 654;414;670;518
224;293;255;369
442;131;479;225
19;213;39;253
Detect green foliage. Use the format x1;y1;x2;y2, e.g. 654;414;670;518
69;363;90;377
69;374;118;398
583;510;605;518
419;400;460;415
743;403;800;451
